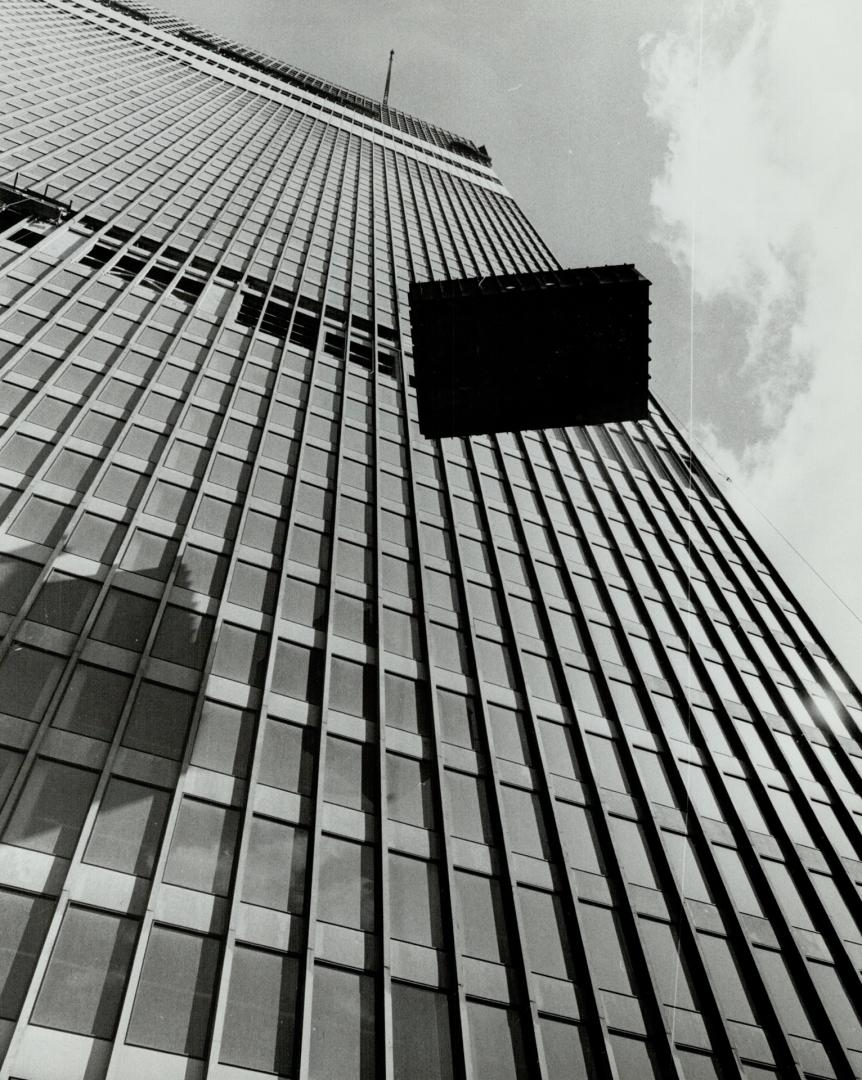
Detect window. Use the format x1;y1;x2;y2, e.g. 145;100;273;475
387;754;434;828
555;802;605;875
151;605;214;670
586;733;629;793
83;778;170;878
501;785;549;859
0;645;64;721
466;1001;526;1080
281;576;327;628
611;817;658;889
807;960;862;1051
333;592;371;643
754;947;814;1038
190;700;255;778
761;859;814;931
724;776;767;833
258;718;315;794
31;906;137;1039
272;641;323;704
126;926;220;1058
490;705;530;765
122;680;195;760
384;608;421;660
243;816;307;914
392;982;454;1080
384;673;427;736
455;871;509;964
577;904;632;994
697;932;756;1024
212;623;268;687
28;570;99;633
0;747;22;807
220;946;299;1073
91;588;158;652
569;667;604;718
712;845;762;917
9;495;73;546
541;1018;590;1080
663;831;712;904
317;835;374;930
389;854;443;948
538;719;580;779
638;917;695;1009
633;748;677;807
683;764;724;821
519;887;571;980
163;798;240;896
446;771;492;844
308;965;375;1080
608;1034;656;1078
329;657;375;718
50;662;130;742
437;690;476;748
325;736;375;813
4;759;97;858
0;889;54;1021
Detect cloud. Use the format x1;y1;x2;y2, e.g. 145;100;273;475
641;0;862;682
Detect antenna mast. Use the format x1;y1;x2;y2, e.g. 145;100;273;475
382;49;395;106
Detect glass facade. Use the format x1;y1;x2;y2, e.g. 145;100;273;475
1;2;862;1078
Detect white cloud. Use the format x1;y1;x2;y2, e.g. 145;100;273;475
642;0;862;683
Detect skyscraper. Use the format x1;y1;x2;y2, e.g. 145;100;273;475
2;2;862;1079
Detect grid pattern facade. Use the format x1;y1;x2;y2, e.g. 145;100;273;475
2;3;862;1080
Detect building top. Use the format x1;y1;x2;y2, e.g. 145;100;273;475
90;0;493;168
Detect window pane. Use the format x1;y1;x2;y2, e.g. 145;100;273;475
455;871;509;964
243;816;307;914
163;798;240;896
329;657;374;717
392;981;454;1080
577;904;631;994
609;1033;656;1078
52;663;131;742
638;917;695;1009
122;680;195;760
519;888;571;980
309;964;375;1080
324;736;375;813
0;645;64;721
697;933;756;1024
541;1017;590;1080
466;1001;526;1080
389;854;442;948
610;816;658;889
554;802;604;875
272;641;323;704
0;889;54;1020
755;947;814;1038
31;906;137;1038
190;700;255;778
126;926;220;1057
489;705;530;765
384;673;427;735
258;718;314;794
501;785;548;859
91;588;158;652
83;778;170;877
445;771;492;844
317;835;374;930
387;754;434;828
4;759;97;858
220;946;299;1073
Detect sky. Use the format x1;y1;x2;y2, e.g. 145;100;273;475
156;0;862;686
